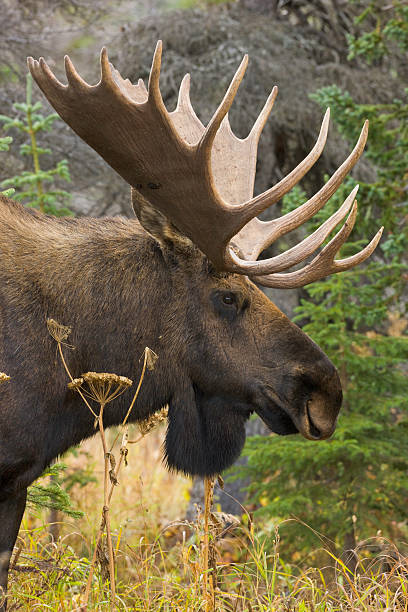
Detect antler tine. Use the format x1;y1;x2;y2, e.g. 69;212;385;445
227;108;331;234
27;56;66;96
100;46;113;83
248;85;278;142
148;40;163;103
333;225;383;272
229;185;359;274
177;74;191;111
198;54;249;160
230;119;369;254
138;78;147;91
64;55;88;90
253;205;383;289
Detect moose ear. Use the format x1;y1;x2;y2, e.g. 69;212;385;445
164;382;248;477
131;187;193;250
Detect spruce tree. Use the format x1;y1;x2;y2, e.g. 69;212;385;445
239;3;408;565
0;73;72;215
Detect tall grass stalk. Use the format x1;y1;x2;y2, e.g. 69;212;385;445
202;476;215;610
8;485;408;609
47;319;159;610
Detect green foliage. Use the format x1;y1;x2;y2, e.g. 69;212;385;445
347;2;408;63
26;449;96;519
310;85;408;254
239;4;408;558
242;187;408;553
0;135;12;152
27;463;83;519
0;135;15;197
0;73;73;216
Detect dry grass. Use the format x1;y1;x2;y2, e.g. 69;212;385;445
7;430;408;610
9;426;192;610
70;426;190;547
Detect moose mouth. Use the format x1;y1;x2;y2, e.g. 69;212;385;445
256;394;333;441
255;402;299;436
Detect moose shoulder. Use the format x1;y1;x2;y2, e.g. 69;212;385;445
0;42;382;607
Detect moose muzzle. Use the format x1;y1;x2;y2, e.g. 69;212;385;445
295;366;342;440
299;392;340;440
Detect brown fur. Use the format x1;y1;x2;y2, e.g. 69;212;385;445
0;193;342;603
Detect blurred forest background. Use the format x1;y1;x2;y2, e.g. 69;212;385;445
0;0;407;609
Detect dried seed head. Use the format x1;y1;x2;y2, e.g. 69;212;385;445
210;512;241;538
72;371;133;404
144;347;158;371
0;372;10;383
82;372;132;387
138;406;168;436
68;377;84;390
47;318;72;343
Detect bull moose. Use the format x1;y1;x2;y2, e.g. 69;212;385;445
0;41;381;606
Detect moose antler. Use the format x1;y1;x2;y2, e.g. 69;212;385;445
28;42;383;288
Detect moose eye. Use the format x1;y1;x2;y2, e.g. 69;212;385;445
222;294;235;306
211;290;239;320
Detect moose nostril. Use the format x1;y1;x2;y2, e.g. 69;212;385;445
305;393;338;440
306;404;322;439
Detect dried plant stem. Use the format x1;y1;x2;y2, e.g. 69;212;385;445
122;350;148;427
49;325;157;611
108;429;128;504
203;476;216;611
57;342;97;418
80;359;147;610
9;540;24;572
98;404;116;609
54;340;113;608
81;429;129;609
108;350;148;453
81;404;116;611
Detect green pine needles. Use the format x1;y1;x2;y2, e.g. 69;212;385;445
0;135;14;197
347;1;408;63
27;463;83;519
0;73;72;216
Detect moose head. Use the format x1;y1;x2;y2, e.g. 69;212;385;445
25;42;381;475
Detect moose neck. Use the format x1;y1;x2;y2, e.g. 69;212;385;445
0;196;180;465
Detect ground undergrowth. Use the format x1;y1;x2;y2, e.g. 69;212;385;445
6;429;408;612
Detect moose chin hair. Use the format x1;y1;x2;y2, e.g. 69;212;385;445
164;388;250;477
